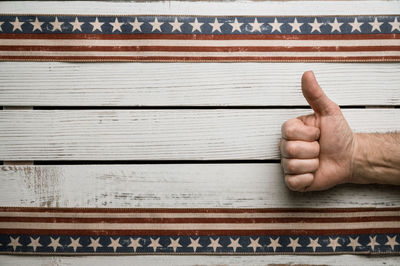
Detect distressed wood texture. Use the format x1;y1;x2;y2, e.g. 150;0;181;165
1;254;400;266
1;1;399;15
0;109;399;161
1;164;399;208
0;63;399;106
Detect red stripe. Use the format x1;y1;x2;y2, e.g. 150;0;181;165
1;207;399;213
1;228;399;236
1;55;399;62
0;33;398;40
1;45;399;52
0;216;399;223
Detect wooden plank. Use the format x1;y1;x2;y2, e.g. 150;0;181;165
1;164;399;208
1;1;398;15
0;109;399;161
1;254;400;266
0;63;399;106
2;108;34;165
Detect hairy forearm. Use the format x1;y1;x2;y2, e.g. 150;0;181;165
351;133;400;185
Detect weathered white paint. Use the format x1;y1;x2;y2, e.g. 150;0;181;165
0;109;399;160
1;63;399;106
1;0;399;263
2;254;400;266
1;164;399;208
0;1;399;15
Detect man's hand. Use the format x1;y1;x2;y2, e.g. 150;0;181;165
280;71;355;191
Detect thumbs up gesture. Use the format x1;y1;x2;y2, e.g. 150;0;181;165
280;71;355;191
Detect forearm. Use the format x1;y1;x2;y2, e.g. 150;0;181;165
351;133;400;185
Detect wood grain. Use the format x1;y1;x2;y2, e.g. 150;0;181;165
0;109;399;161
1;1;398;15
1;164;399;208
2;254;400;266
0;63;399;106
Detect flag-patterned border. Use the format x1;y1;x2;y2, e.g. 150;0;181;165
0;14;399;62
0;207;399;255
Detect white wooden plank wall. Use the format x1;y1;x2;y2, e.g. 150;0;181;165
1;1;400;265
0;109;399;160
1;164;400;208
0;63;399;106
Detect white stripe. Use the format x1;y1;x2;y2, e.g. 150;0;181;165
0;221;399;230
0;211;399;219
0;39;398;47
1;51;400;57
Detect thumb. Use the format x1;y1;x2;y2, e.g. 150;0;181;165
302;71;339;116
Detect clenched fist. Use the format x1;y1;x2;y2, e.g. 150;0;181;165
280;71;355;192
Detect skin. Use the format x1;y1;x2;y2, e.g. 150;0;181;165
280;71;400;192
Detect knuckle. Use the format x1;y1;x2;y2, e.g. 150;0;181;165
285;175;301;191
313;158;320;169
313;141;320;155
282;119;298;139
285;142;297;157
286;160;297;173
313;128;320;140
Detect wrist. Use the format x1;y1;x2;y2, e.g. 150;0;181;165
350;133;371;184
350;133;400;185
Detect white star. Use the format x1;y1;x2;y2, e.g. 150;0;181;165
369;17;383;32
30;17;43;32
68;237;82;252
307;237;321;252
149;18;163;32
249;18;263;32
8;236;22;251
148;237;162;252
309;18;323;33
208;237;222;252
70;17;84;32
128;237;142;252
229;18;243;33
110;18;123;32
269;18;283;33
289;18;303;33
130;17;143;32
27;237;42;252
190;18;203;33
247;237;262;252
227;237;242;252
349;18;363;32
389;17;400;32
0;21;4;32
108;237;122;252
188;237;202;252
347;236;361;251
385;235;399;250
287;237;302;252
88;237;103;252
267;237;282;252
168;237;182;252
367;235;379;251
329;18;343;32
169;17;183;32
209;18;223;33
47;237;62;252
50;17;63;32
11;17;24;32
327;237;341;251
90;17;103;32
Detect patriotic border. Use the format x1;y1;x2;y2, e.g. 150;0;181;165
1;234;399;255
0;14;399;62
0;207;399;255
